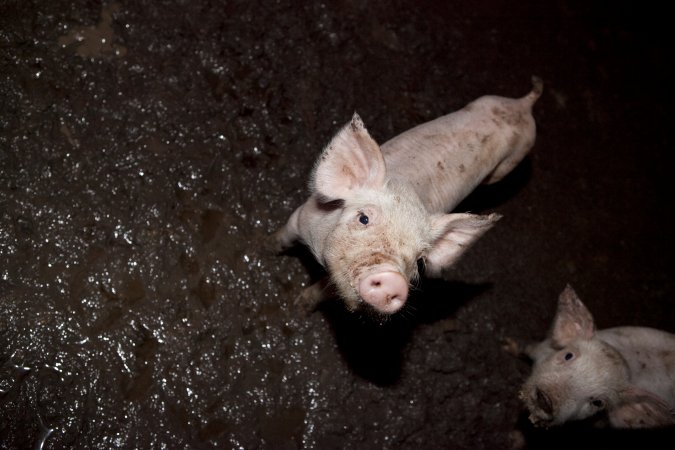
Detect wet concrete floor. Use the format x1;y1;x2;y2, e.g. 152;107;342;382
1;0;673;448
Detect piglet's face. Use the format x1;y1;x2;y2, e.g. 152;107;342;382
521;285;675;428
520;339;627;427
322;183;433;314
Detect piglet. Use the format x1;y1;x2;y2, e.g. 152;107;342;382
520;285;675;428
274;78;543;314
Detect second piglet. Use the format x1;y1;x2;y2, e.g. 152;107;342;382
274;78;543;314
520;285;675;428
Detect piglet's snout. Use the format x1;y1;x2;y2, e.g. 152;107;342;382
535;388;554;415
358;271;408;314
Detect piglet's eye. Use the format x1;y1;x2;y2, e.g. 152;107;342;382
564;352;574;361
358;214;369;225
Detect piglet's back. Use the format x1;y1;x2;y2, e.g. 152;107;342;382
381;79;542;214
598;326;675;406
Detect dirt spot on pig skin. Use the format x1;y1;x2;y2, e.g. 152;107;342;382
321;146;333;162
491;106;527;128
355;252;391;270
490;115;505;128
341;164;356;180
480;133;494;146
437;161;445;171
458;164;466;173
422;133;452;148
347;251;396;283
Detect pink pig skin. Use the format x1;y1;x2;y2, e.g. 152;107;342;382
274;78;543;314
520;285;675;428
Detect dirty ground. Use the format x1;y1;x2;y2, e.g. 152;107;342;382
1;1;673;449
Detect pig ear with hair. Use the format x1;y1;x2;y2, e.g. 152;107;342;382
311;113;387;202
550;285;595;348
423;212;501;277
609;387;675;428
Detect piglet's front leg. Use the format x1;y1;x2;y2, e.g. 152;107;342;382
293;277;339;315
266;205;303;255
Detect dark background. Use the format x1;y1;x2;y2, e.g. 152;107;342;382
1;0;673;448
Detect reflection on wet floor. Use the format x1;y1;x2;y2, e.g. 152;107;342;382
57;3;127;59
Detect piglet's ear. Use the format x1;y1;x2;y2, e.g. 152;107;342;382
609;387;675;428
424;213;501;277
550;285;595;347
311;113;386;202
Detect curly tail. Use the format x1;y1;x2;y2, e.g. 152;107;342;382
523;75;544;105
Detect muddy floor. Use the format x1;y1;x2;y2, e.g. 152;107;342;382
1;1;674;449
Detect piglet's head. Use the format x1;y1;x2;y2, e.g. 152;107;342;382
310;113;500;314
520;286;629;427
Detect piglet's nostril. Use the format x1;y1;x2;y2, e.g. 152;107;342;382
535;388;553;415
